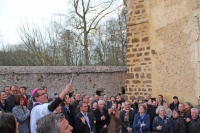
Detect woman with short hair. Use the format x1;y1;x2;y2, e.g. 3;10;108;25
152;106;173;133
133;104;150;133
12;94;30;133
0;113;19;133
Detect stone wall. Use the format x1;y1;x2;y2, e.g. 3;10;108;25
0;66;126;98
126;0;152;100
126;0;200;105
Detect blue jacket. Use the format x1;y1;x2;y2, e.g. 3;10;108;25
133;113;150;133
152;116;173;133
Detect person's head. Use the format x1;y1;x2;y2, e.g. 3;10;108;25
164;102;169;109
81;94;89;103
110;96;115;102
178;103;185;112
191;108;199;119
10;85;19;96
184;102;193;109
0;91;7;101
93;102;98;110
79;101;88;113
0;113;19;133
103;95;108;102
116;93;122;102
156;106;166;116
172;109;180;119
138;104;147;114
158;95;163;102
145;94;151;100
141;101;148;108
14;94;24;106
88;98;93;104
98;100;105;109
19;86;27;95
198;97;200;105
36;113;73;133
111;102;118;109
33;89;48;104
173;96;178;104
63;95;71;105
74;93;81;101
124;101;131;110
4;86;10;95
94;94;99;101
55;104;62;113
42;86;48;93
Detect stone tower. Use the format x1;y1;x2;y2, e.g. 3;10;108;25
125;0;200;104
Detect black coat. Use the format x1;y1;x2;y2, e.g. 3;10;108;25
187;116;200;133
173;117;186;133
119;109;136;133
6;94;15;110
0;100;12;112
76;112;96;133
146;107;156;131
61;105;77;133
93;108;110;133
104;101;112;110
170;101;179;110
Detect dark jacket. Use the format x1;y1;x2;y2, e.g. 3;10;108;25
61;105;77;133
152;116;173;133
93;108;110;133
173;116;186;133
170;101;179;110
146;107;156;131
133;113;150;133
0;100;12;112
70;100;79;111
6;94;15;110
104;101;112;110
187;116;200;133
76;112;96;133
119;109;136;133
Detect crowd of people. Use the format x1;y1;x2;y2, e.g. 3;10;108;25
0;84;200;133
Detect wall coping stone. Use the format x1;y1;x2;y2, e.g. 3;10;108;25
0;66;127;74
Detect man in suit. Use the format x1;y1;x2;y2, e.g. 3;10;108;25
93;100;110;133
6;85;19;110
103;95;112;110
119;101;136;133
76;101;95;133
61;95;77;133
70;93;81;111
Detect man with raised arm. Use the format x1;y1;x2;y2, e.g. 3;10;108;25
30;83;72;133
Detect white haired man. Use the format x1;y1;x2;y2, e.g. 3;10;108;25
187;108;200;133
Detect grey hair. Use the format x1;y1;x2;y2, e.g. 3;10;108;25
98;100;105;104
191;108;199;113
36;113;65;133
81;94;87;101
156;106;166;114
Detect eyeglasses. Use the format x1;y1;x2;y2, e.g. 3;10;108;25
38;93;47;97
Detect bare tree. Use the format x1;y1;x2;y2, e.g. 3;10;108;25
66;0;122;65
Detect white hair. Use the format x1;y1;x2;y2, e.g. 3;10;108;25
156;106;166;114
191;108;199;113
98;100;105;104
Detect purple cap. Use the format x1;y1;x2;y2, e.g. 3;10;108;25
31;88;38;96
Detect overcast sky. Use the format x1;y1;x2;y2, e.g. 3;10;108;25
0;0;67;44
0;0;123;45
